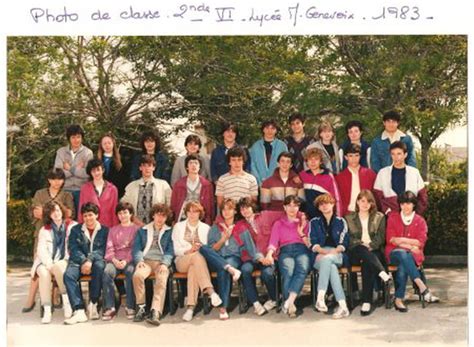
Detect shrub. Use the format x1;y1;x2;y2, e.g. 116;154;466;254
424;183;467;255
7;199;35;258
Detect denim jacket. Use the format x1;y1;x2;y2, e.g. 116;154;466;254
132;223;174;267
68;223;109;265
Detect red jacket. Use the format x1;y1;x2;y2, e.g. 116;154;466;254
78;181;118;228
385;211;427;266
335;166;377;216
260;168;305;211
170;175;215;225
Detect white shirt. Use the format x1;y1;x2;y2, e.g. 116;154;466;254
360;215;371;245
348;166;361;212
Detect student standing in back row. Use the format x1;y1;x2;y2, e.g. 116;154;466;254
306;120;341;174
249;119;288;186
370;110;416;173
284;113;314;174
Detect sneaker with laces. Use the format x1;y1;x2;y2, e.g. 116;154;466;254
146;309;161;326
64;309;88;325
102;308;116;321
133;305;147;322
263;300;277;312
332;306;350;319
253;302;266;316
88;302;99;320
315;300;328;313
210;292;223;307
125;307;135;320
182;308;194;322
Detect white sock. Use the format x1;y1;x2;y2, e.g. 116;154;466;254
361;302;371;312
283;300;290;309
317;290;326;302
379;271;391;282
338;300;348;310
253;302;261;308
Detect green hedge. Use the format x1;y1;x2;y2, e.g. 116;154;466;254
424;183;467;255
6;183;467;259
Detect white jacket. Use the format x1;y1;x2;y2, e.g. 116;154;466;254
172;220;210;258
121;177;172;211
30;220;77;278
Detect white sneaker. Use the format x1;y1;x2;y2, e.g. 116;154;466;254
361;302;371;314
64;309;88;325
379;271;391;282
332;306;350;319
263;300;277;312
182;308;194;322
423;289;440;303
41;305;52;324
253;302;266;316
315;300;328;313
210;292;223;307
88;302;99;320
219;309;229;320
62;294;72;319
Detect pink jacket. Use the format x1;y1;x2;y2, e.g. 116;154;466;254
385;211;428;266
78;181;119;228
268;215;309;252
170;175;215;225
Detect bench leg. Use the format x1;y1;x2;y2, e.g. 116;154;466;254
311;270;318;311
167;275;176;316
275;270;282;313
346;272;353;311
238;279;247;314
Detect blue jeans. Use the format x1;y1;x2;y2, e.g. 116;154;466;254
314;247;345;302
390;249;421;299
278;243;310;300
241;261;276;305
199;245;241;308
64;260;105;311
103;262;136;310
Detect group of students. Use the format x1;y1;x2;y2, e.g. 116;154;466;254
24;110;439;326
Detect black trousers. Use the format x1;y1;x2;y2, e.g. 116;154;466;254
348;245;386;303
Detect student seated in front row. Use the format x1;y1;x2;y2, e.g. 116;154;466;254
132;204;174;326
64;202;108;325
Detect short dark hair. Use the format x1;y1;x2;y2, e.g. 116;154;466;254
277;151;293;163
226;146;247;164
140;130;161;152
398;190;418;210
383;110;401;123
43;201;66;225
184;134;202;149
46;168;66;182
185;153;202;170
344;143;362;156
220;121;239;138
115;201;134;216
140;154;156;166
345;120;363;134
66;124;84;140
237;197;259;214
288;113;305;124
81;202;99;215
283;195;302;207
86;158;105;177
260;119;280;134
149;203;172;222
390;141;408;154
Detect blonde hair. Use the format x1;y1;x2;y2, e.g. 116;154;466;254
304;147;324;162
317;120;335;141
184;201;205;220
314;193;336;208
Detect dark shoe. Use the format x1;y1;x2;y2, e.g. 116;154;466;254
22;302;36;313
394;300;408;313
421;288;440;303
133;305;147;322
146;309;161;326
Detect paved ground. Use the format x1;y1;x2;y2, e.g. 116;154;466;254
6;265;468;347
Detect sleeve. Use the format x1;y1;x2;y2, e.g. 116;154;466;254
121;182;133;205
405;136;417;168
68;226;87;265
366;147;372;169
54;148;72;178
170;158;181;187
267;220;281;251
132;230;144;265
157;152;171;183
416;217;428;250
104;229;115;262
37;228;52;268
207;225;221;247
329;173;342;217
88;228;108;262
339;218;350;251
308;219;321;253
77;185;87;224
346;216;362;250
204;183;215;225
370;139;381;173
162;231;175;267
202;155;211;181
249;144;262;186
370;215;386;251
63;191;75;219
373;172;385;212
241;229;263;261
385;213;398;246
74;149;93;179
249;175;259;197
164;182;172;207
111;186;119;226
130;152;141;181
244;147;252;174
215;177;224;197
210;149;219;182
172;224;189;257
260;181;271;210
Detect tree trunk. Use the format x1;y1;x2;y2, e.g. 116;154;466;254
420;141;431;182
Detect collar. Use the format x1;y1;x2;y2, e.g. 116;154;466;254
381;129;406;142
348;166;360;175
401;211;416;226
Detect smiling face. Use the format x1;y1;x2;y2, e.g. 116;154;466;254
82;211;98;229
91;166;104;181
221;204;236;222
400;202;415;215
290;119;304;135
318;201;335;216
356;197;371;214
50;204;63;224
278;156;293;173
186;141;200;155
306;156;321;172
101;136;114;154
347;126;362;143
239;205;254;220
